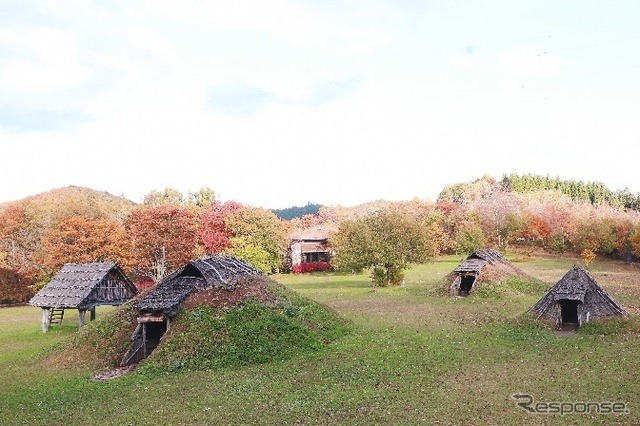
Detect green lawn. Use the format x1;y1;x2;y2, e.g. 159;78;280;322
1;254;638;425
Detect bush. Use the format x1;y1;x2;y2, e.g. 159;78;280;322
371;265;404;286
291;262;332;274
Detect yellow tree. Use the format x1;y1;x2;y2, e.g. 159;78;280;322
331;210;433;286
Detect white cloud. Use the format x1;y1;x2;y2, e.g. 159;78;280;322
497;47;565;78
0;27;89;102
0;1;639;207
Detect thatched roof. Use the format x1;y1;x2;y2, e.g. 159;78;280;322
454;249;509;274
135;256;261;317
447;249;531;296
29;262;136;309
530;266;627;322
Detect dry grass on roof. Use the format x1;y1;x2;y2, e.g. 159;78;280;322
183;275;277;310
477;261;532;283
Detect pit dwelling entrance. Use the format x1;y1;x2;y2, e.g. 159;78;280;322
560;300;580;325
459;275;476;296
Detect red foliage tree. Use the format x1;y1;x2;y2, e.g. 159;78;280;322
198;201;242;255
126;205;198;281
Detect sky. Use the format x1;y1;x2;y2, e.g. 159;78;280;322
1;0;640;209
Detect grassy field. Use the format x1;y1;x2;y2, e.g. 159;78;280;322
1;253;639;425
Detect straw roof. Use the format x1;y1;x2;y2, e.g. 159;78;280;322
135;256;261;317
454;249;509;273
29;262;136;309
530;266;627;322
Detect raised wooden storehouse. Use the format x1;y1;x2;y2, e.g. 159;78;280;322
122;256;261;365
448;249;523;296
289;227;332;270
529;266;627;329
29;262;137;332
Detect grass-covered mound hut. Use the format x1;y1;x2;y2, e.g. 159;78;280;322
29;262;137;332
445;249;531;297
46;255;349;373
122;256;262;364
143;276;350;372
529;266;628;329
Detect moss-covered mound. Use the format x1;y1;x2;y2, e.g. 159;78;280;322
144;278;350;372
47;276;350;373
439;259;542;298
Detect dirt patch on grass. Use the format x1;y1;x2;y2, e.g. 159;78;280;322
91;365;137;381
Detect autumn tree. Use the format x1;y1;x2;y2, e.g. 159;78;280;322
0;268;33;304
143;187;185;206
42;215;130;273
0;203;45;281
199;201;242;254
144;187;217;209
224;206;287;274
187;187;217;208
126;205;198;281
329;220;374;274
629;224;640;257
331;210;433;286
454;219;487;254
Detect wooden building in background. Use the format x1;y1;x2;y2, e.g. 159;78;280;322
289;227;332;270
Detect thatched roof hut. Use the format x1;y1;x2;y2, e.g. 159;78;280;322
529;266;627;328
123;256;261;365
135;256;261;317
29;262;137;332
447;249;528;296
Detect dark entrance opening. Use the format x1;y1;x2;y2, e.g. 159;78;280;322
122;318;169;366
459;275;476;296
181;264;204;278
144;320;168;355
560;300;580;324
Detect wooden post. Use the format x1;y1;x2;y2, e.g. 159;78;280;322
90;307;96;321
78;309;86;328
42;308;51;333
142;323;147;358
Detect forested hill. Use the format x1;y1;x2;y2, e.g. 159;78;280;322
272;202;322;220
0;186;135;221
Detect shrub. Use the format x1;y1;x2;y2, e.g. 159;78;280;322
291;262;332;274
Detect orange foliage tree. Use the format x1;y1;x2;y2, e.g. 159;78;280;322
0;268;34;304
0;203;45;281
126;205;198;281
42;215;130;274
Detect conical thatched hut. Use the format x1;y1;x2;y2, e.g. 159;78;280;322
529;266;627;328
122;256;261;365
29;262;137;332
447;249;528;296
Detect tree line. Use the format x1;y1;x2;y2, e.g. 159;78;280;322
3;175;640;300
0;187;287;303
322;175;640;286
501;173;640;210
